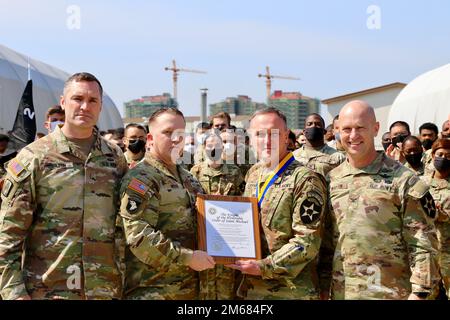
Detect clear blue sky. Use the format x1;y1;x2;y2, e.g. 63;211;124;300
1;0;449;118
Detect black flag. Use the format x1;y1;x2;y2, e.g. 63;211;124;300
10;79;36;150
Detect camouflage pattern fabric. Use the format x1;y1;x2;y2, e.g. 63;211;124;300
190;162;245;300
405;161;425;176
240;158;327;299
422;174;450;298
293;144;345;178
119;153;204;300
0;126;127;300
321;152;440;300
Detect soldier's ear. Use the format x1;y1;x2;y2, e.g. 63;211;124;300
374;122;380;137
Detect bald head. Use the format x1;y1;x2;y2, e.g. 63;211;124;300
339;100;380;168
339;100;377;124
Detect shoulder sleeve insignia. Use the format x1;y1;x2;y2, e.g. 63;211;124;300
126;197;142;214
127;178;149;196
300;198;322;224
420;192;437;219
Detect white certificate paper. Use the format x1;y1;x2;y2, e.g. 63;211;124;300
204;200;256;258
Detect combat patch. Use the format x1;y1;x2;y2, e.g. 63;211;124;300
299;198;322;224
126;197;142;214
420;192;437;219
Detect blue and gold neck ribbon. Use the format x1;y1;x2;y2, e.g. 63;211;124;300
256;152;295;208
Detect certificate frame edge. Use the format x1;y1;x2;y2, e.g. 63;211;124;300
196;194;262;264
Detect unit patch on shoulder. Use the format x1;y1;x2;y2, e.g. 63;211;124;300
126;197;142;214
420;192;437;219
127;178;149;196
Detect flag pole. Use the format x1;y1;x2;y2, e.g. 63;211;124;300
27;56;31;80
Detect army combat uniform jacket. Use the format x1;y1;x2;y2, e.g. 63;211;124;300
293;144;345;178
322;152;440;300
422;174;450;298
241;158;327;299
190;162;245;300
0;126;127;300
119;153;204;300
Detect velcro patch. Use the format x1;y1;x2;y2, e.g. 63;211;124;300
299;198;322;224
8;159;24;177
420;192;437;219
127;178;149;196
126;197;142;214
1;179;13;198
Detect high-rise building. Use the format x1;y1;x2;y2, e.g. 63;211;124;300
209;95;265;117
269;91;320;130
124;93;178;118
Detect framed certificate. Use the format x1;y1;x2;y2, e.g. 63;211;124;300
196;194;262;264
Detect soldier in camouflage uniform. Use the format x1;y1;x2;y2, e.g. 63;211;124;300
423;139;450;299
119;108;215;300
401;136;425;176
190;130;245;300
320;101;440;300
293;113;345;179
0;73;127;300
229;108;327;300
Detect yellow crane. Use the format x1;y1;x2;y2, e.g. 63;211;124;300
164;59;207;101
258;66;300;101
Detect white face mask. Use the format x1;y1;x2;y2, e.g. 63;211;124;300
196;133;206;145
50;121;65;132
223;142;235;155
184;144;195;154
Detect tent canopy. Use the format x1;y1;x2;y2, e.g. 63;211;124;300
0;44;123;134
388;63;450;134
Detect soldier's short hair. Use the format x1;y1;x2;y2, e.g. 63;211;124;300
401;135;421;150
419;122;438;136
305;113;325;128
250;107;288;130
210;112;231;126
432;138;450;155
148;107;185;126
196;122;211;130
64;72;103;98
389;121;411;135
125;123;147;135
45;105;65;120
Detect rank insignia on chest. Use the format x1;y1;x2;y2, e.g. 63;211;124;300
128;178;149;196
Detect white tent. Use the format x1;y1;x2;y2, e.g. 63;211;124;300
0;44;123;134
388;63;450;134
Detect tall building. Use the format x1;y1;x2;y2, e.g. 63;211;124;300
209;95;265;116
269;90;320;130
124;93;178;118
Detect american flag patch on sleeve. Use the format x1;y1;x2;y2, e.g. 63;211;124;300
9;159;25;177
128;178;149;196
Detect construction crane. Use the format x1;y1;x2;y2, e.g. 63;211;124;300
164;60;207;101
258;66;300;101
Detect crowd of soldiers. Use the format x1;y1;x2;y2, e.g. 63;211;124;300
0;72;448;300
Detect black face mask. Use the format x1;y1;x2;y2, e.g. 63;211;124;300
421;139;434;150
391;134;409;148
382;142;391;151
405;153;423;168
128;139;146;154
434;157;450;172
304;127;324;143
